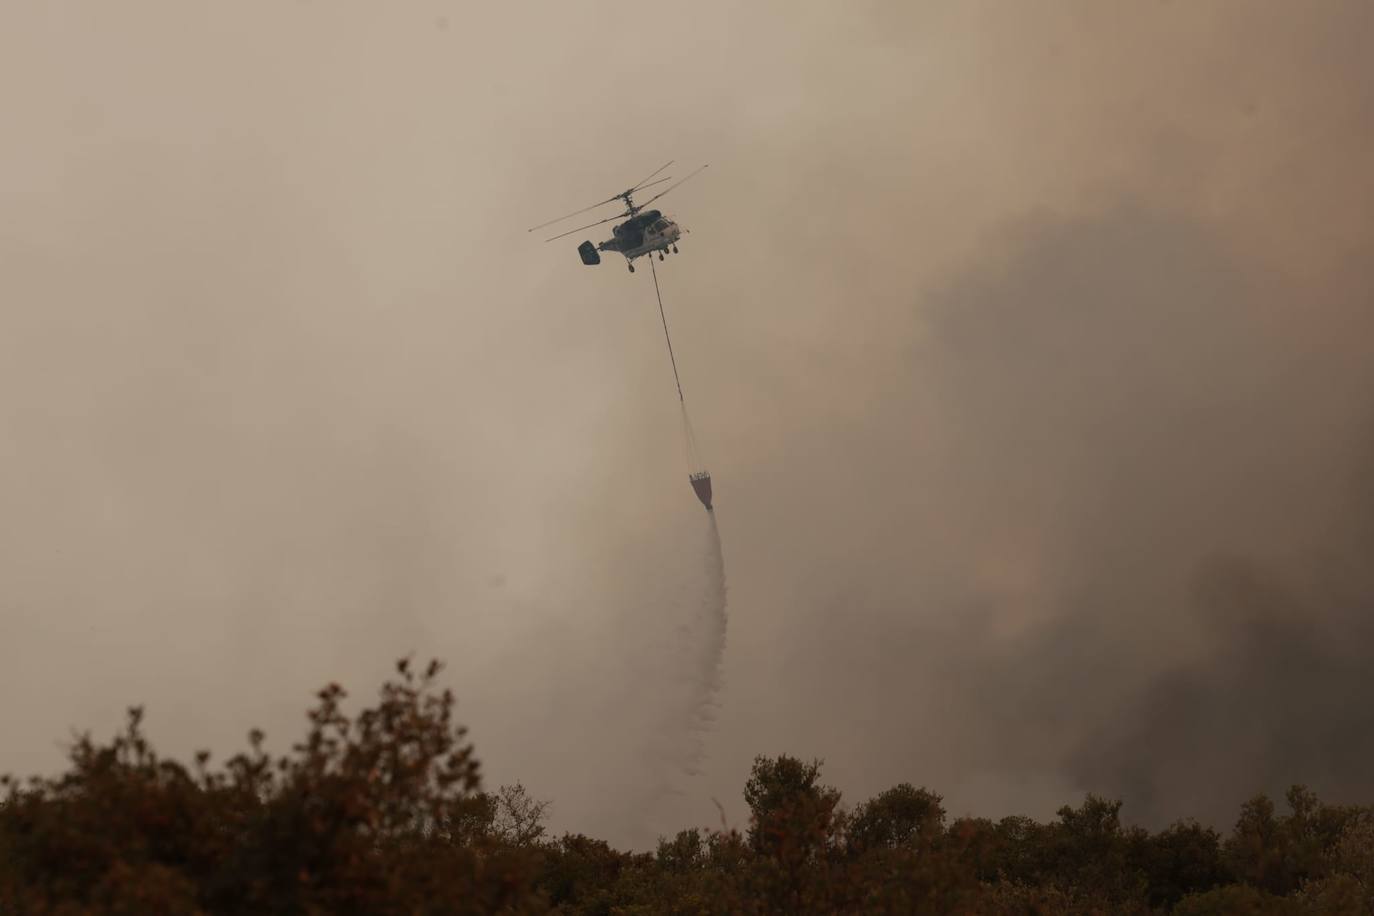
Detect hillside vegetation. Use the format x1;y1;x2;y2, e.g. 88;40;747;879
3;660;1371;914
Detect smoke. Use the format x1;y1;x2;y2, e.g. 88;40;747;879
1069;551;1374;827
4;0;1374;848
770;201;1374;829
1055;412;1374;825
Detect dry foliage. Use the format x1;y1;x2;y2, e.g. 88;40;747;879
2;659;1370;914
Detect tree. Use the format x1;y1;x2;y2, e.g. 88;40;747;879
739;755;843;912
1224;785;1365;897
7;663;1374;913
1173;884;1301;915
486;782;552;847
535;833;640;913
1043;794;1147;903
0;658;542;915
847;783;945;854
743;755;841;861
1137;819;1226;908
656;829;707;873
1228;794;1286;893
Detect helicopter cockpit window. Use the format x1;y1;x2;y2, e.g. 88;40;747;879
653;220;669;231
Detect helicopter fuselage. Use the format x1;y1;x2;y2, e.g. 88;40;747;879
571;212;678;270
533;161;707;272
595;209;682;264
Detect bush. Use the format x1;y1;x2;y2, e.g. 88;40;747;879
4;660;1373;914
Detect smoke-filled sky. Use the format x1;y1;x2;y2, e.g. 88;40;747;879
3;2;1373;847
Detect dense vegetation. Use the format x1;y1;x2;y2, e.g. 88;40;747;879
3;661;1371;914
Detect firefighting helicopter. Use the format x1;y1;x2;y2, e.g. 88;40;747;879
527;161;708;272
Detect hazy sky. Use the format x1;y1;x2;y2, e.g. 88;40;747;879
3;1;1373;847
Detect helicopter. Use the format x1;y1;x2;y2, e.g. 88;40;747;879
528;161;708;272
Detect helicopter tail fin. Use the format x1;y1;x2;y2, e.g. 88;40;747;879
577;240;601;266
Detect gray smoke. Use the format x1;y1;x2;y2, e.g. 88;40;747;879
5;0;1374;849
812;203;1374;828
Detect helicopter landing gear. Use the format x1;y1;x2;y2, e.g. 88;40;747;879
659;251;665;260
628;262;635;273
672;245;679;253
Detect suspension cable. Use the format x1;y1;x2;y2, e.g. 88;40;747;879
649;256;684;403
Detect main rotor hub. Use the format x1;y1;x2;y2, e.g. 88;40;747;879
526;161;705;242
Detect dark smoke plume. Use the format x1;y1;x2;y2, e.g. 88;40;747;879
895;205;1374;827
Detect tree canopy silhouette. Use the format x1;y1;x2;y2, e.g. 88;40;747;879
3;658;1372;914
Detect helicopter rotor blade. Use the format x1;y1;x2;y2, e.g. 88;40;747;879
544;209;630;243
634;164;709;210
527;193;626;233
630;160;673;192
527;163;676;233
632;175;673;194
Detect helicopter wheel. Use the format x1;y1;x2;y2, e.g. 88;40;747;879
659;252;665;261
672;245;679;253
628;263;635;273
